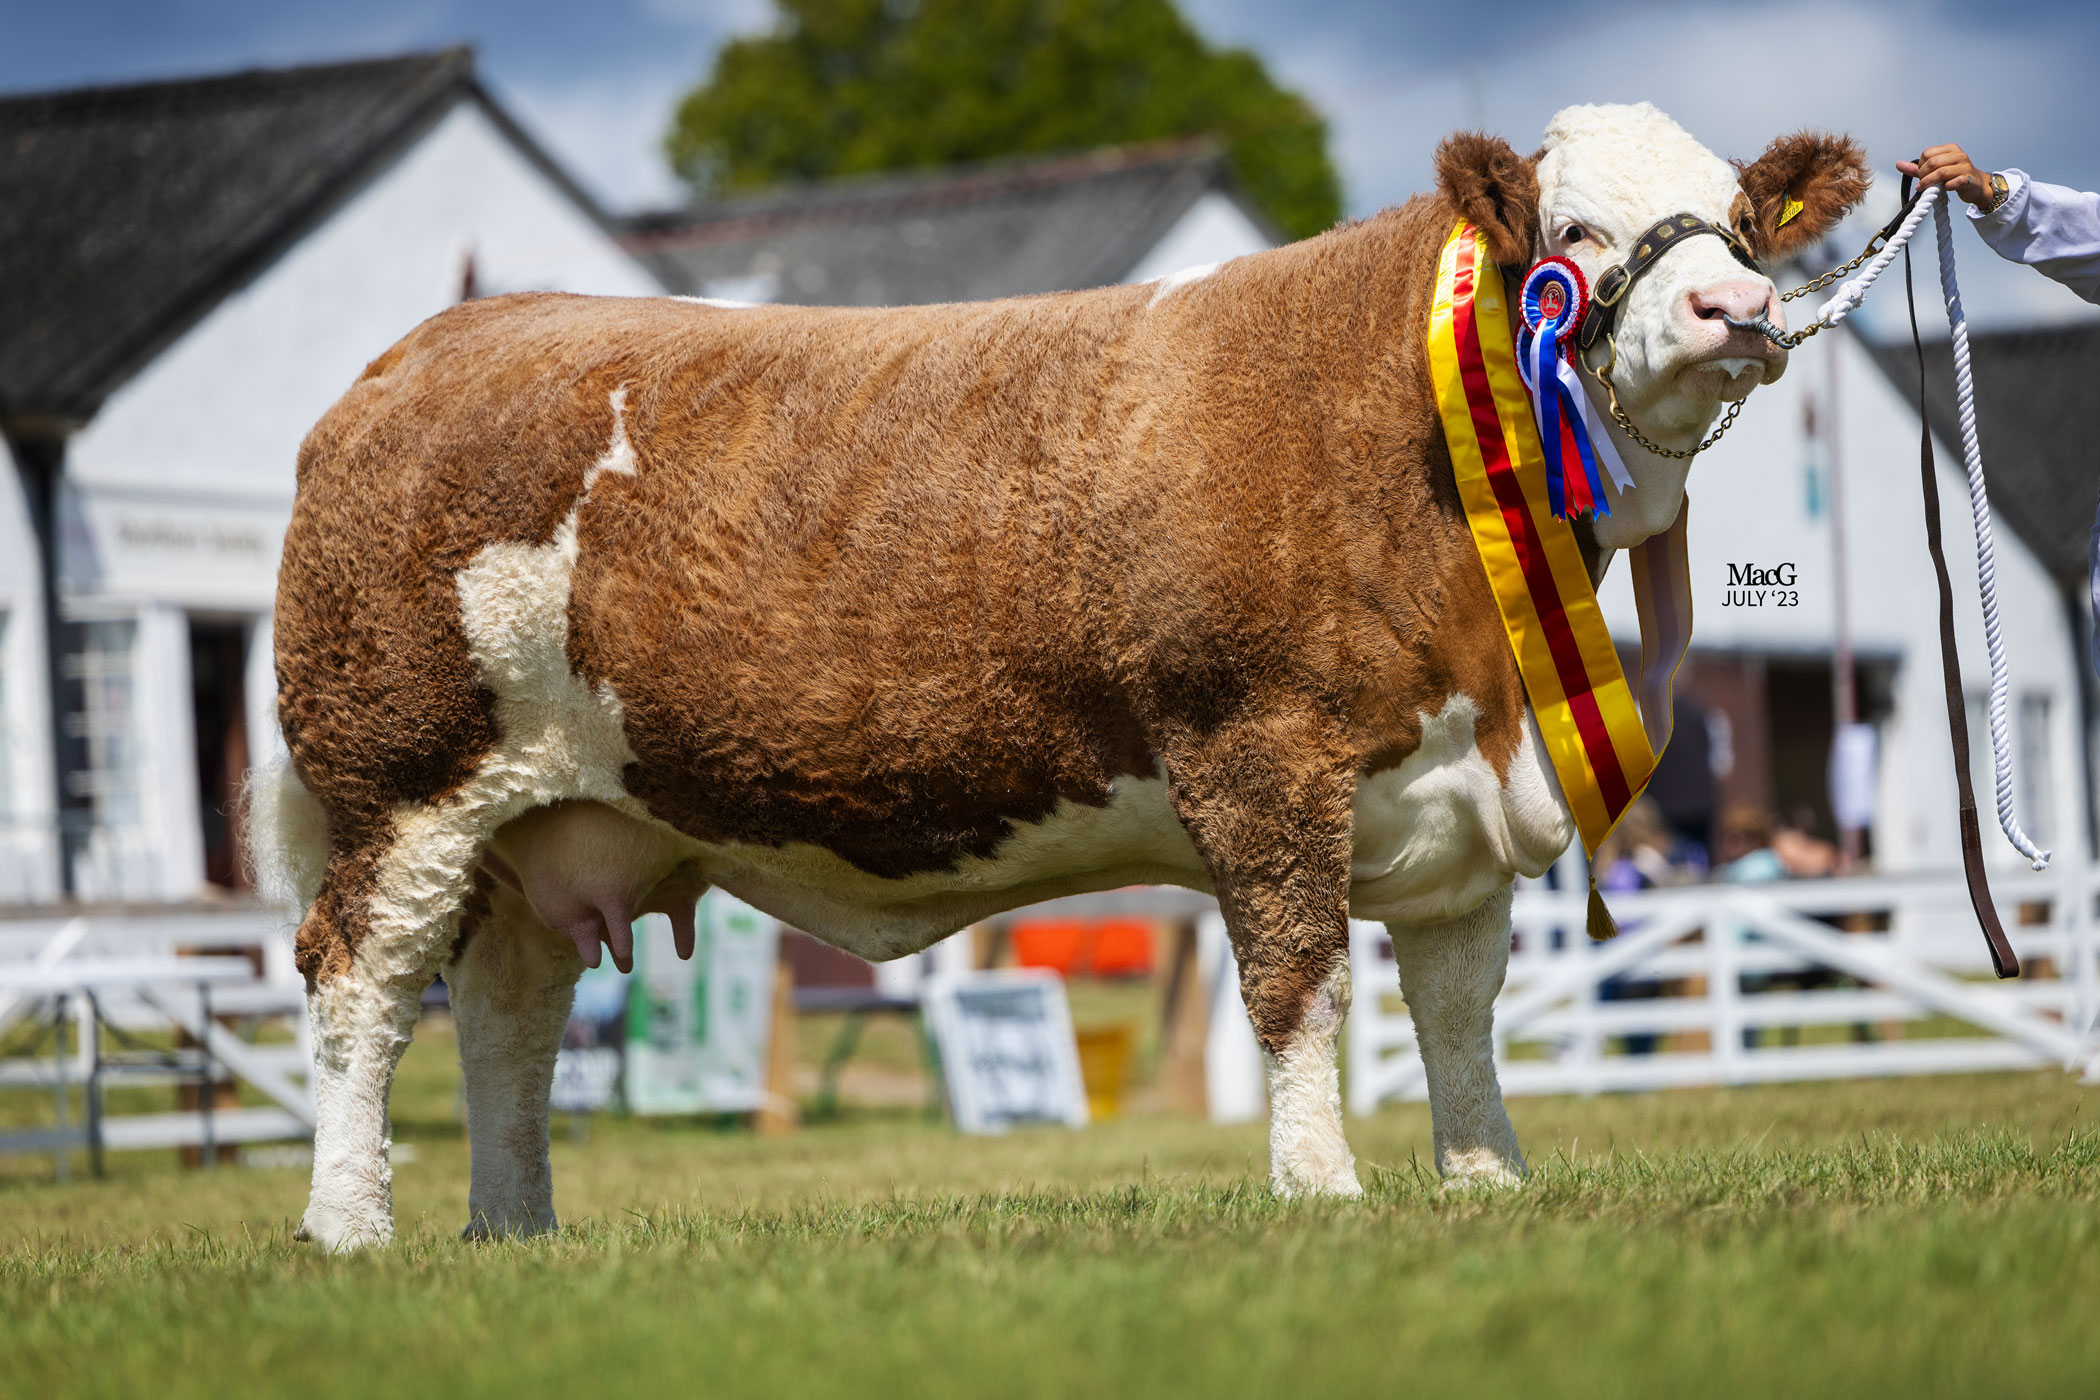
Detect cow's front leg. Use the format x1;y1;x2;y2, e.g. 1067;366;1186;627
1167;729;1361;1198
1388;881;1526;1187
445;874;585;1240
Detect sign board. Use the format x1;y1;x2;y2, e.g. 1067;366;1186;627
923;969;1089;1134
64;484;289;612
550;890;779;1115
550;957;628;1114
625;891;780;1115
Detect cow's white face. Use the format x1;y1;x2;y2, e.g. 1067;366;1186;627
1538;104;1781;546
1435;105;1867;551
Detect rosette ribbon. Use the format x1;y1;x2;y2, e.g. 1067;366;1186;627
1516;257;1635;520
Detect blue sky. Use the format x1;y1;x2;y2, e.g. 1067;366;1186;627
5;0;2096;328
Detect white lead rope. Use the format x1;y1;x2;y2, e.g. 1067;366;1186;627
1791;185;2051;871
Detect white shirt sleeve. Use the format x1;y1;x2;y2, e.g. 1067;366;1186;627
1969;168;2100;304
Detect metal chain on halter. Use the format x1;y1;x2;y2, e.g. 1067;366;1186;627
1584;343;1748;460
1779;230;1892;303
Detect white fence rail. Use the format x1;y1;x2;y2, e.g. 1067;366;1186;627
0;908;312;1167
1348;866;2100;1115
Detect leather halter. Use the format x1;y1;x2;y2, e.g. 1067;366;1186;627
1575;212;1761;356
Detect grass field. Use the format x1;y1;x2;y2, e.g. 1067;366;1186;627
3;1015;2098;1398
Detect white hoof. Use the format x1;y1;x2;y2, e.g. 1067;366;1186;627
296;1200;394;1252
1272;1162;1367;1200
1439;1146;1527;1190
299;1151;396;1251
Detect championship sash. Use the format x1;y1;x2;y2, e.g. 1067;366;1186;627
1427;221;1695;909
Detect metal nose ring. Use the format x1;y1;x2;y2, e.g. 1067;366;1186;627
1721;312;1792;348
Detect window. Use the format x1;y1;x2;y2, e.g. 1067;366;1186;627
60;618;140;843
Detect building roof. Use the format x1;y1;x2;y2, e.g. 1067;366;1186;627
0;48;601;427
1866;321;2100;587
626;139;1271;307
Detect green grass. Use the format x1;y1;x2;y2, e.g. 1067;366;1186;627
3;1029;2097;1397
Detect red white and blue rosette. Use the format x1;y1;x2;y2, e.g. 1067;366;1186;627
1516;257;1632;520
1519;256;1589;352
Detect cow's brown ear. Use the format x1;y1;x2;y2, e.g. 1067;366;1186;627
1733;132;1871;263
1435;132;1539;266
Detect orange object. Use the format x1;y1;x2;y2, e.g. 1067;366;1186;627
1012;919;1088;975
1011;917;1156;978
1089;917;1154;978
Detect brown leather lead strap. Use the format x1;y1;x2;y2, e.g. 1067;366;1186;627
1904;234;2021;979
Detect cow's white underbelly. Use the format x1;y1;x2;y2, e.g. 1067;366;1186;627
690;692;1573;959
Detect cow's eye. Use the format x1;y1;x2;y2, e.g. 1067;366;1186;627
1560;224;1588;244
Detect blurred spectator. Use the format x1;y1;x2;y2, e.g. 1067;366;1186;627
1596;798;1693;893
1594;798;1683;1056
1716;805;1786;884
1772;806;1841;878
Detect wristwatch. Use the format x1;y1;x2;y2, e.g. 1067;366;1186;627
1986;172;2010;213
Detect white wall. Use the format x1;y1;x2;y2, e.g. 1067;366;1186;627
15;97;663;904
1121;190;1275;284
1594;327;2084;875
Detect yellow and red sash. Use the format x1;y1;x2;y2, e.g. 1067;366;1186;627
1427;220;1694;859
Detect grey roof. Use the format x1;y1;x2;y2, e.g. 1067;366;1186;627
1866;321;2100;586
625;139;1272;307
0;48;606;426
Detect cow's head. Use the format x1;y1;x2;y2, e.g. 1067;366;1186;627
1437;103;1869;547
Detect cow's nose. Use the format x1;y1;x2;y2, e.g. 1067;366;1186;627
1688;280;1774;323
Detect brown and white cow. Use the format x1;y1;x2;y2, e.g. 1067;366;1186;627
256;103;1867;1249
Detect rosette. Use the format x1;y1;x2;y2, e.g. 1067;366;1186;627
1515;257;1632;520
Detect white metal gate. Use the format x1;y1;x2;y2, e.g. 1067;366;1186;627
0;911;314;1166
1347;866;2100;1115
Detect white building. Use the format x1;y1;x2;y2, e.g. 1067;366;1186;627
0;50;662;902
1595;318;2097;875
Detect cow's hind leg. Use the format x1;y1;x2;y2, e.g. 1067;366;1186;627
1388;882;1526;1186
298;938;430;1250
296;819;488;1250
445;874;584;1240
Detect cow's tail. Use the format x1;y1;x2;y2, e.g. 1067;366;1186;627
244;760;329;914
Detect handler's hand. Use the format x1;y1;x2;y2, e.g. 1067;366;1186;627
1896;144;1997;210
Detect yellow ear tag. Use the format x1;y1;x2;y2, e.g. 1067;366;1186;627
1778;194;1804;228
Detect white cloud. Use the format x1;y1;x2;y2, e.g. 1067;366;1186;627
635;0;774;28
489;0;778;213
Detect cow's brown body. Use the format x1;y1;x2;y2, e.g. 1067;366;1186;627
279;191;1520;1037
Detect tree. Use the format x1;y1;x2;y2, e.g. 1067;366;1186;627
665;0;1341;240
